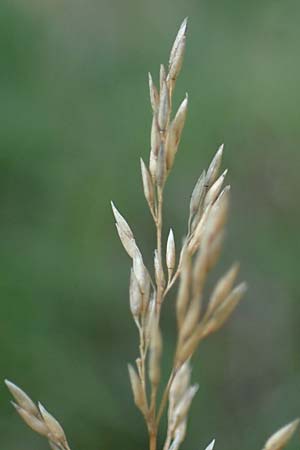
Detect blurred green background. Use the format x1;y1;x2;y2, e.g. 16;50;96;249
1;0;300;449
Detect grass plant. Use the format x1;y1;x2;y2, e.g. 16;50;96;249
4;18;299;450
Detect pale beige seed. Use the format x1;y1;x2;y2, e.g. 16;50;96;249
115;223;136;258
158;79;170;131
179;298;201;342
12;402;48;437
38;403;67;444
150;116;160;182
154;249;165;290
207;263;240;315
148;72;159;112
206;229;225;271
203;186;229;243
5;380;39;417
149;321;163;386
204;168;228;207
144;296;156;344
151;115;160;158
111;202;134;240
166;95;188;170
48;441;61;450
140;158;154;211
166;228;176;278
111;202;137;257
133;247;149;295
192;242;209;301
156;141;166;187
189;170;206;219
159;64;167;93
129;268;143;317
176;326;201;366
204;439;215;450
263;419;300;450
172;384;198;430
128;364;147;414
188;204;212;254
169;363;191;408
176;249;192;328
168;17;188;74
172;419;187;450
168;36;186;85
206;144;224;188
203;282;247;336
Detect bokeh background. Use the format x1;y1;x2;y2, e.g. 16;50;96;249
1;0;300;449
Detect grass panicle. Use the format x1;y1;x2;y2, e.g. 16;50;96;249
4;18;299;450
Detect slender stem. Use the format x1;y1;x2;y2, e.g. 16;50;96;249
149;430;157;450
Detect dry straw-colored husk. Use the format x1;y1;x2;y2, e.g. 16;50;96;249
4;17;299;450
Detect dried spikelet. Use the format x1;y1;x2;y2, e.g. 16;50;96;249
144;296;156;344
168;18;188;83
203;186;230;244
38;403;68;448
192;242;209;301
154;249;166;292
11;402;48;436
133;247;149;295
204;439;216;450
140;158;154;211
263;419;300;450
179;297;201;343
49;441;61;450
189;170;206;220
158;79;170;132
129;268;143;318
171;384;198;432
165;95;188;171
188;204;212;254
207;263;240;316
176;249;192;328
149;116;160;182
169;363;191;411
203;282;247;337
128;364;147;414
166;228;176;279
157;141;167;187
6;381;70;450
148;72;159;112
173;420;187;446
111;202;137;258
206;144;224;188
176;326;202;366
206;229;225;271
5;380;39;417
160;64;167;92
149;320;163;386
204;168;228;207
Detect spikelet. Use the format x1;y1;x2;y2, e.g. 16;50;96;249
166;229;176;280
128;364;147;415
5;380;71;450
262;419;300;450
165;95;188;171
206;144;224;188
111;202;137;258
204;439;216;450
140;158;155;212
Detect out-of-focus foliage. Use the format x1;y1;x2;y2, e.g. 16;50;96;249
1;1;299;449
